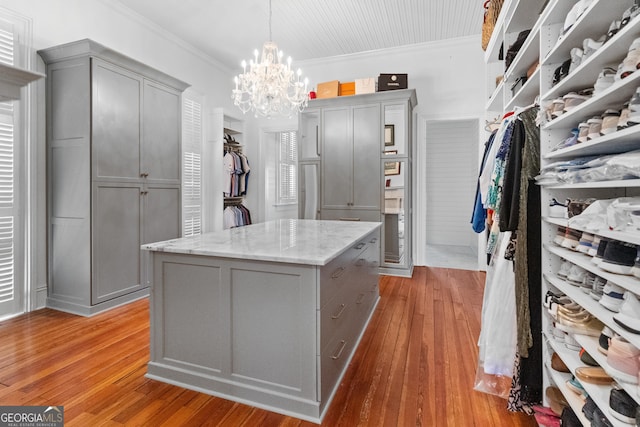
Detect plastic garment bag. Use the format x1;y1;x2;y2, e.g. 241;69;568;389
474;231;517;399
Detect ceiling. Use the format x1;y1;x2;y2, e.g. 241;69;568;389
118;0;484;69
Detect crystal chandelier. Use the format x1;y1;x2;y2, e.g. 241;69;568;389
232;0;309;118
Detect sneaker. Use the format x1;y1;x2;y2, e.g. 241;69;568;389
582;35;606;62
613;292;640;334
583;396;598;421
563;92;590;113
588;235;601;257
593;67;617;95
549;198;568;218
586;116;603;140
534;412;560;427
569;47;583;73
550;98;565;118
627;87;640;125
617;47;640;80
577;121;590;143
567;198;595;217
604;20;621;43
599;282;625;312
577;232;594;254
557;260;572;278
590;276;606;300
580;271;596;294
632;245;640;279
600;109;620;135
561;228;582;250
592;406;614;427
599;240;637;275
609;388;638;424
565;376;587;398
554;226;567;246
567;264;587;285
598;326;614;354
564;332;581;351
618;102;631;130
580;348;599;366
606;335;640;384
621;3;640;29
592;237;609;265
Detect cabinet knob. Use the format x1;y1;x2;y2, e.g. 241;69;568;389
140;172;149;178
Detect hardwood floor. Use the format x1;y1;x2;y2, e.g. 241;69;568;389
0;267;537;426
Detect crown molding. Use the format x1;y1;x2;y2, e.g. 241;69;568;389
96;0;234;74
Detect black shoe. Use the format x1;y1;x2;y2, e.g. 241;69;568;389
600;240;637;275
610;388;638;424
560;406;581;426
582;395;597;421
592;406;614;426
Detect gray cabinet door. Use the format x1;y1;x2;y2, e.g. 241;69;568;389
143;185;180;245
142;81;181;184
92;183;143;305
92;59;142;181
321;107;352;209
352;104;381;210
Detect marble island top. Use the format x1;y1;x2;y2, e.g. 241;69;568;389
142;219;381;265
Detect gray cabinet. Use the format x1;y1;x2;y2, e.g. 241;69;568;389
299;89;417;276
40;39;189;316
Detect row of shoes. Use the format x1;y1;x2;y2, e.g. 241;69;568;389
554;226;640;278
552;1;640;89
559;196;640;234
549;82;640;151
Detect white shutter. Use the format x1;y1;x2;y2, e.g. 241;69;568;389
182;96;202;236
277;131;297;204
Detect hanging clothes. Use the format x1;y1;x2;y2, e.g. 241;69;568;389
223;204;252;229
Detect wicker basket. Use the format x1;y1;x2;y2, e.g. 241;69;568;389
482;0;505;51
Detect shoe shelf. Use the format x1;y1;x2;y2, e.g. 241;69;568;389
542;13;640;102
546;333;629;427
542;70;640;131
543;216;640;246
544;244;640;294
542;0;631;66
544;124;640;160
540;179;640;189
573;333;640;407
545;272;640;350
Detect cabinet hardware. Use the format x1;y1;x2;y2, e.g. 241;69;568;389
140;172;149;178
356;293;366;304
331;303;346;319
355;258;366;266
331;267;345;279
369;238;377;243
331;340;347;360
316;125;320;156
339;217;360;221
355;243;365;250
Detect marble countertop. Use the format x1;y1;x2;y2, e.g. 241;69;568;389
142;219;381;265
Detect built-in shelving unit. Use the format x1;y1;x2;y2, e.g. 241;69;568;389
485;0;640;424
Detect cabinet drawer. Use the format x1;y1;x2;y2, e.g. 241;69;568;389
320;209;381;223
320;294;357;353
320;331;356;401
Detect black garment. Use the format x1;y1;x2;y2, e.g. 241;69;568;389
499;119;524;231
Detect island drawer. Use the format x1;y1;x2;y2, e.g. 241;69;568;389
319;330;357;401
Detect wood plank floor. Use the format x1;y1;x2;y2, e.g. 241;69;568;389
0;267;537;426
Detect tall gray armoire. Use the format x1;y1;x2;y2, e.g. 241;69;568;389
298;89;417;277
39;39;189;316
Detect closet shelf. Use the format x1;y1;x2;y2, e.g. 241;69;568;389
544;125;640;160
540;179;640;189
544;244;640;294
486;79;505;112
542;216;640;246
542;70;640;131
505;67;540;112
484;0;512;64
503;25;540;85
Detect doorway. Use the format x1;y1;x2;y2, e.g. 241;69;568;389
424;119;479;270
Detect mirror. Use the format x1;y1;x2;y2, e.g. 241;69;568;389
384;159;406;264
299;163;319;219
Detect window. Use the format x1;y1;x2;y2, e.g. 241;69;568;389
276;131;297;205
182;95;202;236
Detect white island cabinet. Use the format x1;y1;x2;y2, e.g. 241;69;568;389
141;219;381;423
